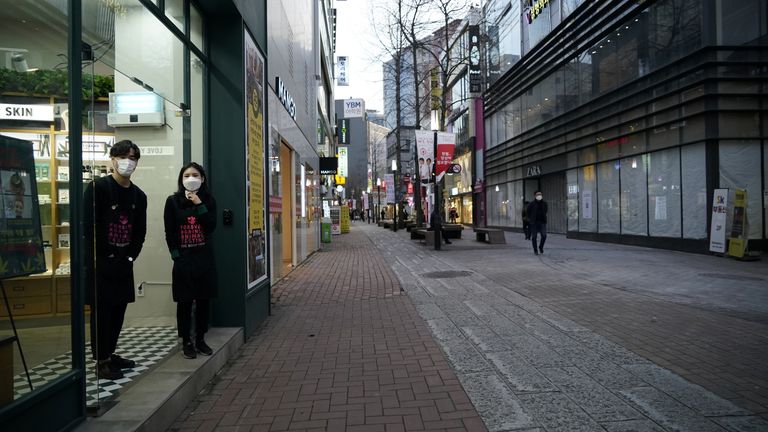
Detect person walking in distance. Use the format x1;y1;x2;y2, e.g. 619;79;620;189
164;162;218;359
84;140;147;380
527;191;547;255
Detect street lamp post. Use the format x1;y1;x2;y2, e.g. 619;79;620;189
391;159;398;232
432;131;441;251
376;177;381;223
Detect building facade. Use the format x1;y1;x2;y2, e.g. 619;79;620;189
483;0;768;252
334;99;368;210
0;0;330;429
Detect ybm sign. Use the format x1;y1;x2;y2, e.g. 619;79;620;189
343;99;364;118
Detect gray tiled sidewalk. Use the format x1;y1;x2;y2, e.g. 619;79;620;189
363;222;768;432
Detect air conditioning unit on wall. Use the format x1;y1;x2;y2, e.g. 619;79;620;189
107;92;165;127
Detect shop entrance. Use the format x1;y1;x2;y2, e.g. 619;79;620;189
541;173;567;234
280;142;294;276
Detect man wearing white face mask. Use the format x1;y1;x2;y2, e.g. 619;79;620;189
84;140;148;380
526;191;548;255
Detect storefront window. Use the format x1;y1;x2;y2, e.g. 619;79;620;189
620;155;648;235
82;0;203;408
681;143;706;239
597;160;620;233
0;0;72;405
648;148;681;237
719;141;763;240
566;169;579;231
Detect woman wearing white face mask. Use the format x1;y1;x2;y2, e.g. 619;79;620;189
163;162;218;359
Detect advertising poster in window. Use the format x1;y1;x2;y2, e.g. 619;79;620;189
244;30;267;289
709;188;728;253
0;135;46;279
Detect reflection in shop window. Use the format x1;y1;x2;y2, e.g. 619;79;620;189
648;148;681;237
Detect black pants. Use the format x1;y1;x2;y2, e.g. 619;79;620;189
531;223;547;252
177;299;210;342
90;302;127;361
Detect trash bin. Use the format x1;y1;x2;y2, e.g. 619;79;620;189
321;217;331;243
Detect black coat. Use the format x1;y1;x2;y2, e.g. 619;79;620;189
83;176;147;305
163;192;217;302
526;200;548;224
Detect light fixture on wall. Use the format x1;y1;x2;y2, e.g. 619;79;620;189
495;185;499;192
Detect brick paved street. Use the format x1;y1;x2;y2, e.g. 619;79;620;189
169;226;486;432
170;222;768;431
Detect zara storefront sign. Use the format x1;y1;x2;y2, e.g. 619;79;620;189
276;77;296;119
1;103;54;122
526;165;542;177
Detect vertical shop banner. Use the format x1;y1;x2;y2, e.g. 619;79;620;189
435;132;456;182
337;118;350;144
709;188;728;253
414;130;434;183
727;188;748;258
244;30;267;288
338;146;349;177
468;25;482;93
385;174;395;204
337;56;349;86
0;135;46;278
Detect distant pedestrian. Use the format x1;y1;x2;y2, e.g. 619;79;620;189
380;209;385;221
526;191;547;255
522;201;531;240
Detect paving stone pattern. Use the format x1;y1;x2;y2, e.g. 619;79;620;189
366;223;768;432
169;228;486;432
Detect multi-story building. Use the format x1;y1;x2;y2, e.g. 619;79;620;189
482;0;768;252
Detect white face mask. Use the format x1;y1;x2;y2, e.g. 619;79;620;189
115;158;137;177
183;177;202;192
535;195;543;201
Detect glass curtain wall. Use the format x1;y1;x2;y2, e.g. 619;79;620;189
0;0;73;406
81;0;204;409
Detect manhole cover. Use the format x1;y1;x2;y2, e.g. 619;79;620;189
700;273;764;282
421;270;472;279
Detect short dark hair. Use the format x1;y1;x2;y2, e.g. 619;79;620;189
110;140;141;159
534;190;542;195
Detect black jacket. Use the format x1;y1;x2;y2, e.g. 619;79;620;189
83;175;147;305
163;192;217;302
526;200;548;224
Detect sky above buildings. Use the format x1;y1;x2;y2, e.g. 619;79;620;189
334;0;385;112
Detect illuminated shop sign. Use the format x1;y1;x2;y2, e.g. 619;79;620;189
526;0;549;23
0;103;54;122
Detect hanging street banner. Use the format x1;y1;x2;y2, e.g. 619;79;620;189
414;130;434;184
435;132;456;182
468;25;482;93
337;118;350;144
337;146;348;177
384;173;395;204
709;188;728;253
337;56;349;86
727;188;748;258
